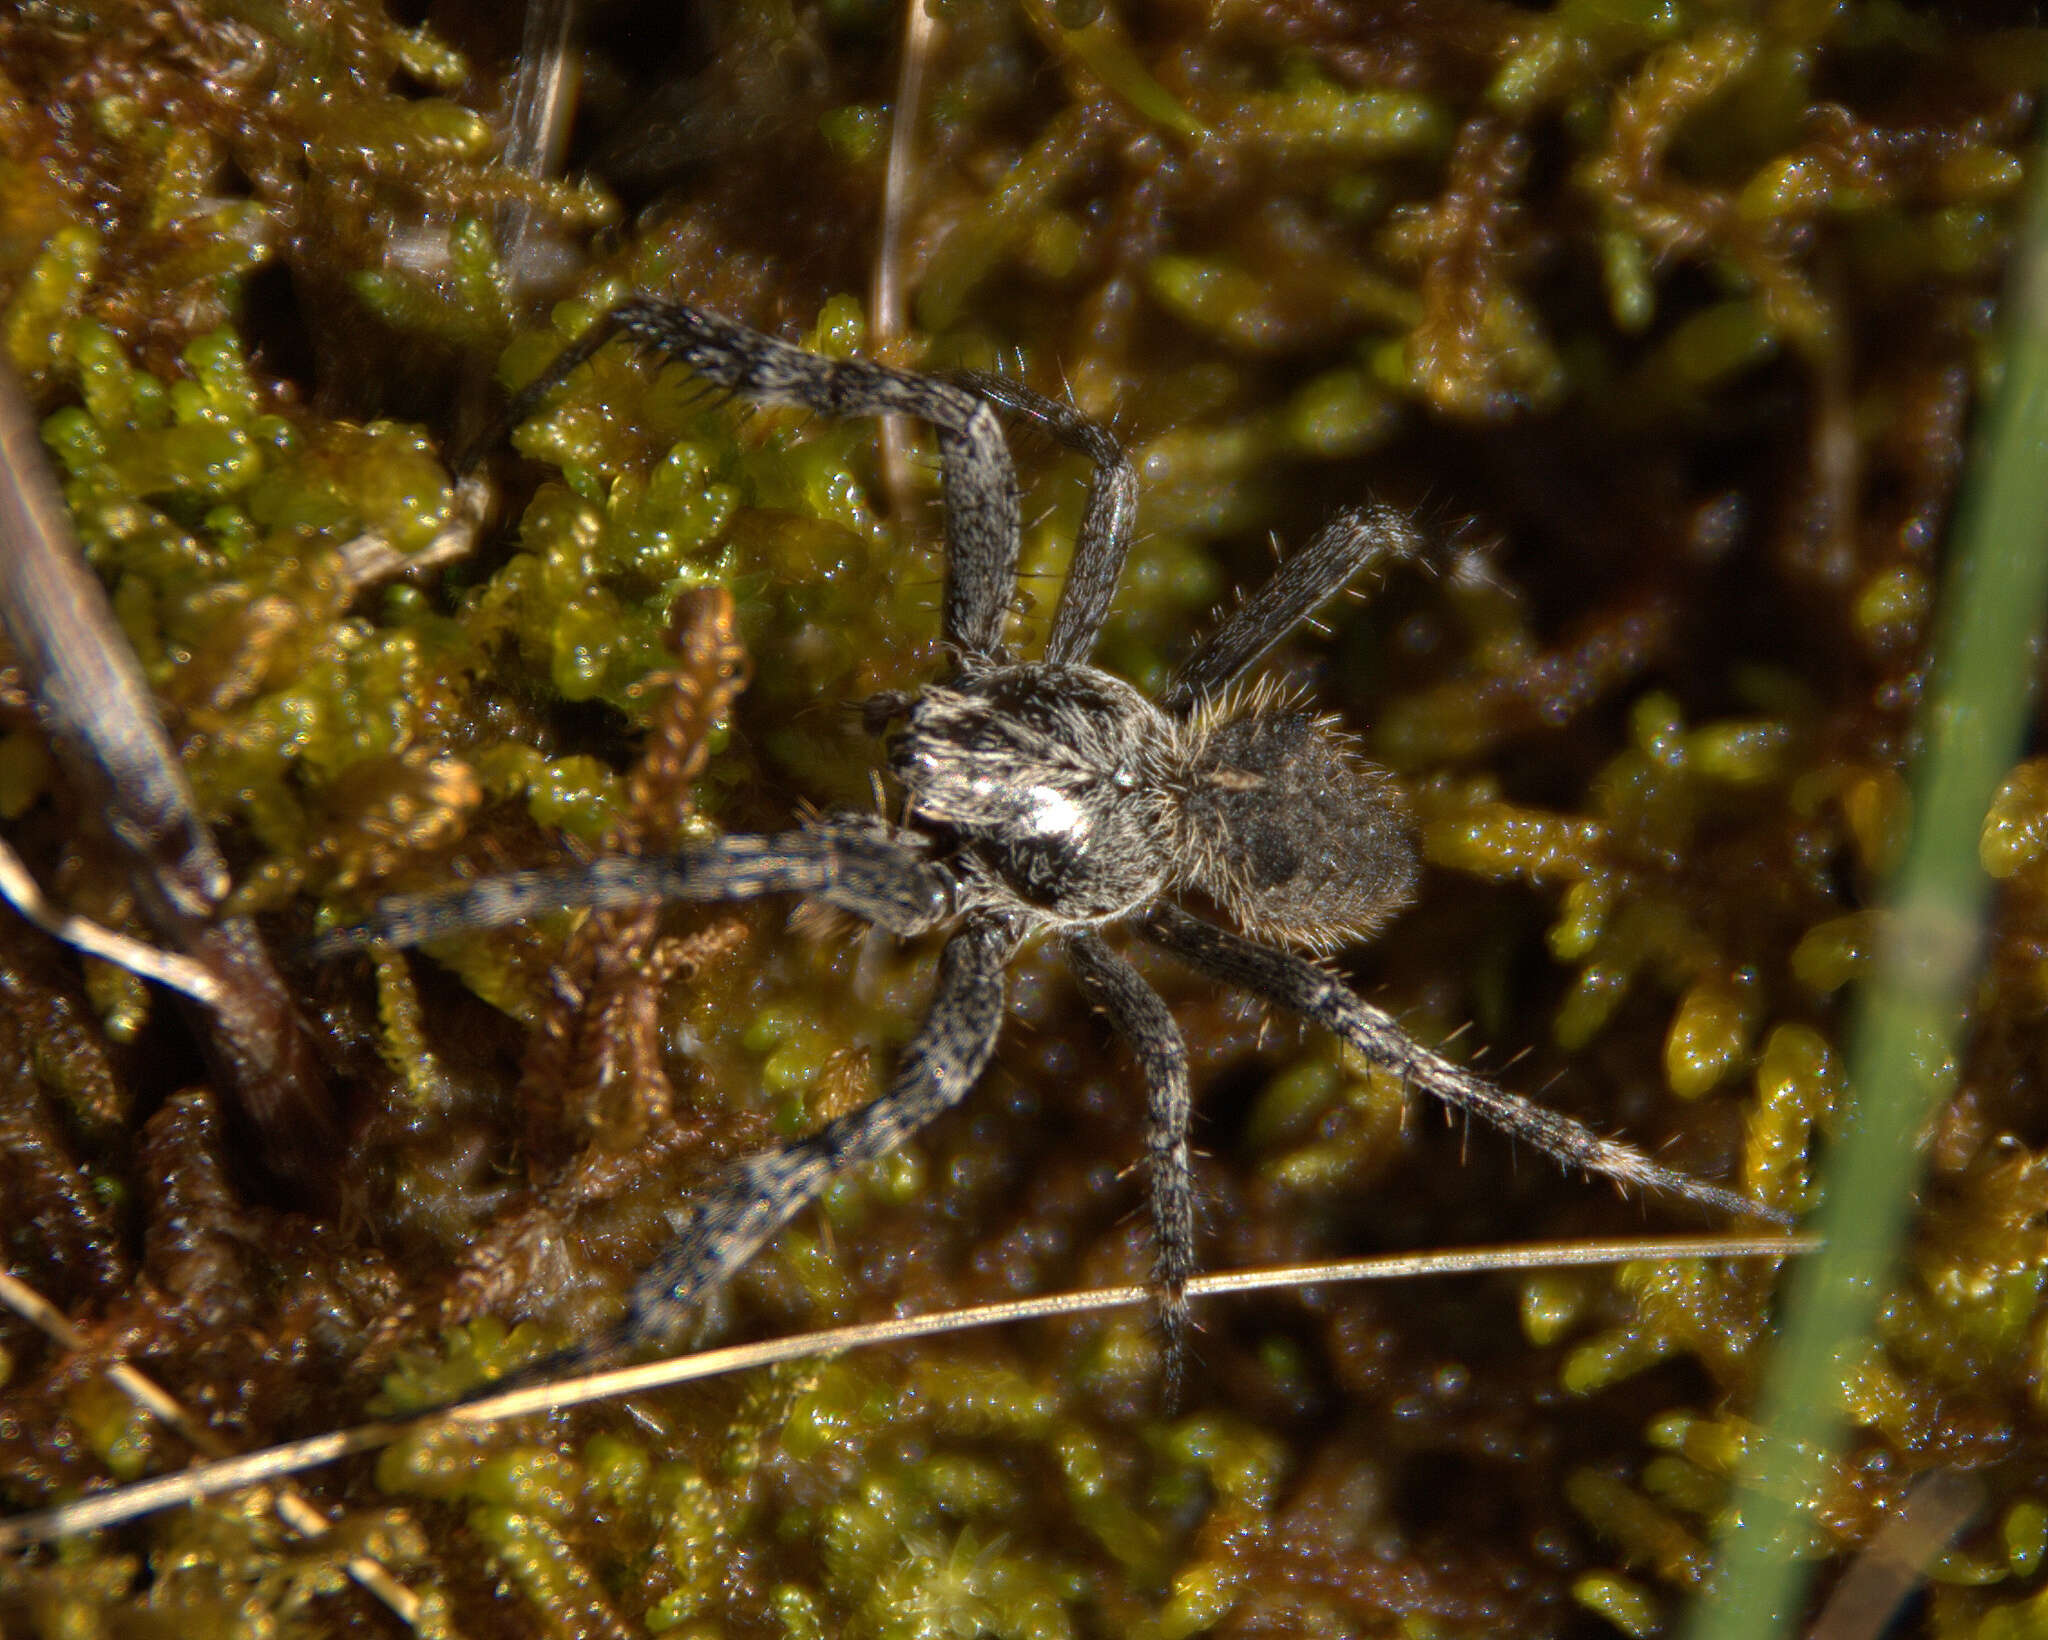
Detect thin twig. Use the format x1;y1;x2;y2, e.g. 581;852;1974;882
0;1231;1815;1547
499;0;580;246
0;833;225;1004
335;475;492;595
0;355;338;1195
1804;1470;1983;1640
445;0;585;461
0;1269;424;1626
872;0;938;516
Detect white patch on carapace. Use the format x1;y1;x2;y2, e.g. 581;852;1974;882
1020;783;1087;840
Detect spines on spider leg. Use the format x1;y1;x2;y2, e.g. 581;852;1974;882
952;372;1138;667
419;914;1020;1415
310;822;963;958
1161;503;1429;713
455;306;633;469
1064;930;1199;1401
310;857;701;955
1141;904;1793;1228
466;296;1023;657
597;301;1023;659
618;913;1015;1336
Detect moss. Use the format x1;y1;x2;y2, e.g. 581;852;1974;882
1;0;2046;1636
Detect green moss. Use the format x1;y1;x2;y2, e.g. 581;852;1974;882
1573;1571;1664;1637
373;1319;562;1416
60;1377;156;1483
2006;1502;2048;1579
3;225;98;374
1663;970;1761;1099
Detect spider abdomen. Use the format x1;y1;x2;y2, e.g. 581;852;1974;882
1176;708;1418;950
890;661;1180;922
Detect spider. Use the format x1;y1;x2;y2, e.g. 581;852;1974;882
320;300;1782;1398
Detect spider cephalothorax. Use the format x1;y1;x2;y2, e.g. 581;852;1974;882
324;299;1782;1399
892;660;1183;920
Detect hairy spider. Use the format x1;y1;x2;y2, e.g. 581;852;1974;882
321;300;1781;1397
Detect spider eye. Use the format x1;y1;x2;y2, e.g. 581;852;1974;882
1179;710;1417;949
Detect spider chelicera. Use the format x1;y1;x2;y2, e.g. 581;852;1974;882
320;300;1782;1398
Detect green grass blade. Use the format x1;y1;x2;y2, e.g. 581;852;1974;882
1687;123;2048;1639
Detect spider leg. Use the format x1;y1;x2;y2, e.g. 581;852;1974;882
955;373;1137;667
310;823;961;956
1140;903;1793;1226
610;910;1019;1352
1064;929;1196;1401
496;300;1023;659
1158;503;1426;714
